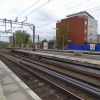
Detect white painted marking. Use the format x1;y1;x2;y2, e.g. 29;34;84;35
0;85;7;100
0;61;42;100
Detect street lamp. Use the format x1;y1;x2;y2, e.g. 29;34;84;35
52;28;58;49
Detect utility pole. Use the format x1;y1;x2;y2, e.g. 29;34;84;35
0;18;35;48
54;36;56;49
52;28;58;49
33;25;35;50
4;19;6;32
29;25;35;50
63;35;64;50
10;20;15;47
38;35;39;49
13;33;15;47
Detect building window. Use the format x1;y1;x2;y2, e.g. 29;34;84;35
84;37;87;41
85;29;87;33
85;21;87;25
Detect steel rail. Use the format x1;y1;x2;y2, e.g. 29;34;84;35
1;50;99;87
40;49;100;55
13;49;100;70
0;52;83;100
21;60;100;97
39;58;100;77
1;52;99;97
1;50;100;88
12;49;100;78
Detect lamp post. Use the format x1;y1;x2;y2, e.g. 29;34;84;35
52;28;58;49
63;35;65;50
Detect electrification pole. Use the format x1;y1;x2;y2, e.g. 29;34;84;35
33;25;35;50
0;18;35;49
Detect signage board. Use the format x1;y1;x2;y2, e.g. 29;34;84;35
90;44;95;50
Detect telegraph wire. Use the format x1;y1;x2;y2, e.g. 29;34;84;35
13;0;24;9
14;0;31;11
17;0;41;17
7;0;28;17
15;0;100;31
19;0;91;22
20;0;53;19
36;22;56;27
11;0;27;12
35;5;100;28
34;4;100;28
87;5;100;12
19;0;76;21
29;0;94;22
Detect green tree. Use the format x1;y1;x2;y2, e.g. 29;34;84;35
10;30;32;47
48;39;55;49
60;26;68;49
15;30;32;47
48;39;54;46
28;39;32;47
0;41;10;47
15;30;26;46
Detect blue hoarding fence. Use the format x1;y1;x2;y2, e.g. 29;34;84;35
67;44;100;51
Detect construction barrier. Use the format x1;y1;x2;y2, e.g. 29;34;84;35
68;44;100;51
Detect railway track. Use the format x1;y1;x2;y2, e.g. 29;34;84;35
0;50;100;100
0;51;82;100
8;52;100;87
11;49;100;86
38;49;100;55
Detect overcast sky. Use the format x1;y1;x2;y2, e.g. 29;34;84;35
0;0;100;41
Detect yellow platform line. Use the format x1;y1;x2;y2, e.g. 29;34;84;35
33;52;100;65
0;85;7;100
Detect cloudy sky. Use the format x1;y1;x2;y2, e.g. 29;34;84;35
0;0;100;41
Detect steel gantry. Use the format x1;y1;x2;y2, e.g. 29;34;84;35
0;18;35;50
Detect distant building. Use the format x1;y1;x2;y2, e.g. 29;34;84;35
9;36;13;43
97;34;100;44
56;11;98;48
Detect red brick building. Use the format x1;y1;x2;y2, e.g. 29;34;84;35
56;11;98;49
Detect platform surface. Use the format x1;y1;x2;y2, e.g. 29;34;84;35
0;60;41;100
17;49;100;65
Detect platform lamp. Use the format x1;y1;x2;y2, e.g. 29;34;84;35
52;28;58;49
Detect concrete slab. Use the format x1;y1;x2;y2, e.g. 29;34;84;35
30;51;100;65
0;85;7;100
0;60;41;100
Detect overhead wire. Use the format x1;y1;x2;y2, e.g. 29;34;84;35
18;0;91;22
87;5;100;12
26;0;81;22
17;0;41;17
35;5;100;28
11;0;27;12
30;0;94;22
34;2;100;28
6;0;29;18
36;22;56;27
13;0;100;35
23;1;100;24
25;2;84;27
14;0;30;11
27;0;95;29
6;0;24;16
20;0;53;19
12;0;25;10
17;0;75;22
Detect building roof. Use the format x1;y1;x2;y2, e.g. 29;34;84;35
66;11;94;19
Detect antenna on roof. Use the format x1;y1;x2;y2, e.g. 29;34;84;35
80;0;82;12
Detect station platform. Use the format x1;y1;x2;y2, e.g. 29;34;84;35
33;51;100;65
15;49;100;66
43;49;100;55
0;60;41;100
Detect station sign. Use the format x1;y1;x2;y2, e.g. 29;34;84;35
90;44;95;51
